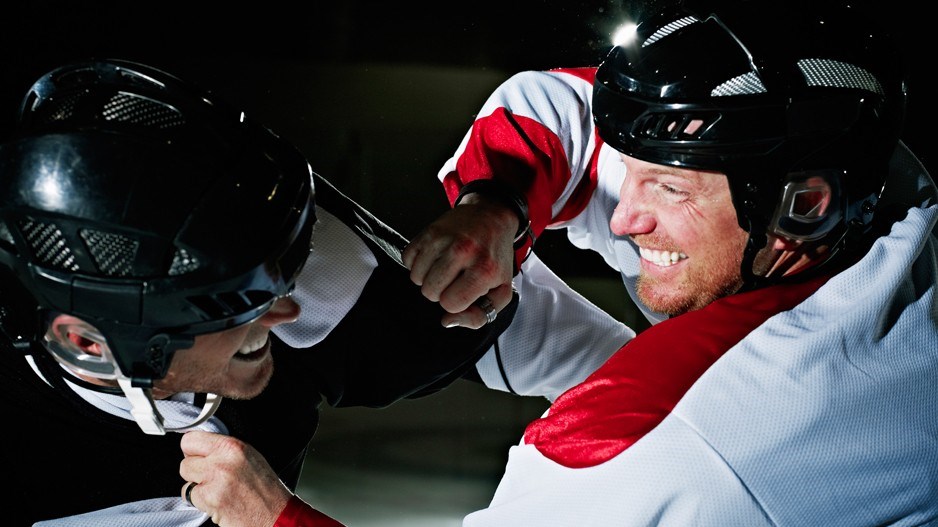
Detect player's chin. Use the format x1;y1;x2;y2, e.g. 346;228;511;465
224;343;274;399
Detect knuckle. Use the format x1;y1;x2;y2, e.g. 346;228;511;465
450;235;481;258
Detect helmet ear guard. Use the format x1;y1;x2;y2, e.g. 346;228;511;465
768;170;843;242
43;314;122;380
41;313;198;387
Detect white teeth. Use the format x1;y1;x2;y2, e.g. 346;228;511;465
639;247;688;267
238;338;268;355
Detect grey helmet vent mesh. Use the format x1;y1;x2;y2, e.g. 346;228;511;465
79;229;139;277
102;92;185;129
643;16;698;47
40;91;85;124
797;58;884;95
712;72;767;96
20;219;78;271
168;248;200;276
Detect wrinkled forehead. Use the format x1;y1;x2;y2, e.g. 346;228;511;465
618;151;728;187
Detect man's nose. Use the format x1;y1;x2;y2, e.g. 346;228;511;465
258;296;301;327
609;179;655;236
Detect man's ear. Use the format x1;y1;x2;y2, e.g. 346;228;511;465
48;314;105;356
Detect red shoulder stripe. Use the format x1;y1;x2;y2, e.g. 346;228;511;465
524;275;830;468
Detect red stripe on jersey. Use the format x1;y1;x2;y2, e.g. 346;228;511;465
543;67;599;225
552;127;603;226
524;274;830;468
442;106;577;246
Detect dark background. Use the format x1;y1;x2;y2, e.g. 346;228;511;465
2;2;931;148
0;0;660;286
2;0;931;287
2;2;932;171
2;2;933;523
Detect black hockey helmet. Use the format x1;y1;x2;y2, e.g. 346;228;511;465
593;0;906;278
0;59;316;386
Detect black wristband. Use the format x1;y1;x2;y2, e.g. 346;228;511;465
453;179;534;250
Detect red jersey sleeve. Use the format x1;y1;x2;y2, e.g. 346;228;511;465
273;495;346;527
439;68;601;265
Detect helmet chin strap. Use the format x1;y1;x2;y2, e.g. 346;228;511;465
739;217;769;292
116;377;223;436
39;320;225;435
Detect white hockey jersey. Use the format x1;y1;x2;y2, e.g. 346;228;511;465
438;68;938;526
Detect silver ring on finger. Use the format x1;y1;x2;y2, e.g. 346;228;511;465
476;296;497;325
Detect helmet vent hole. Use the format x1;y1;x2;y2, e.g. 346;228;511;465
639;113;716;140
797;59;883;95
102;93;185;129
643;16;698;47
20;219;78;271
79;229;139;277
168;248;200;276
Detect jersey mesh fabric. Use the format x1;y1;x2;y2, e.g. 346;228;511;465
476;252;633;401
273;207;377;349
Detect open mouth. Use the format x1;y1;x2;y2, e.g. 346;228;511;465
639;246;688;267
234;338;271;362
